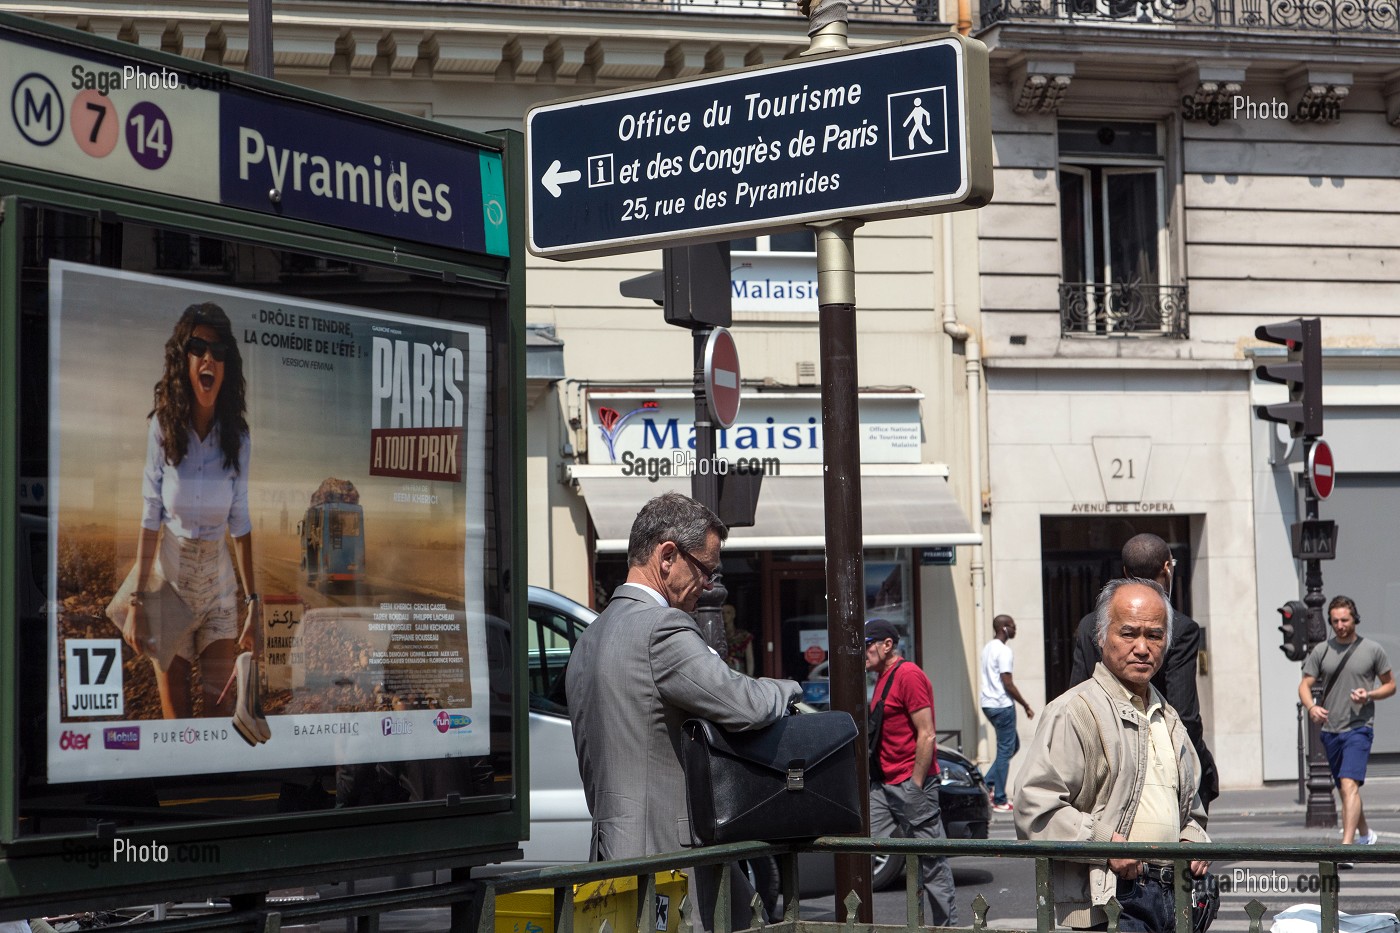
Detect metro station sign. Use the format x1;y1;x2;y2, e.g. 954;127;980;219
0;20;508;255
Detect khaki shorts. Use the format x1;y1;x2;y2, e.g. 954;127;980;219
159;533;239;662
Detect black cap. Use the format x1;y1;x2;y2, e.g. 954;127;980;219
864;618;900;643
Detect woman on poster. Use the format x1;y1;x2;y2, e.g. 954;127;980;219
123;302;268;744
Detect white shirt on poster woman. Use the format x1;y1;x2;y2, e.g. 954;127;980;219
140;418;251;540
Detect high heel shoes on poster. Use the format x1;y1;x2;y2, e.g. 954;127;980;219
220;651;271;746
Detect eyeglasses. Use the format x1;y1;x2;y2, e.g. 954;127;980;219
185;336;230;362
677;549;722;586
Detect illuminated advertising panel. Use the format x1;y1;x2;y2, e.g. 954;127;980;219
46;261;489;782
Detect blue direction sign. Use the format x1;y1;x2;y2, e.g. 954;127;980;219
527;34;991;259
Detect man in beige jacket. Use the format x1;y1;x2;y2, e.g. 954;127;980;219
1014;578;1210;932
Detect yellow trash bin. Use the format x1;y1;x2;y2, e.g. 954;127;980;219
496;871;688;933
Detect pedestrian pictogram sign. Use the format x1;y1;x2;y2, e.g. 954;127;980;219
704;327;741;429
526;34;992;259
1291;519;1339;561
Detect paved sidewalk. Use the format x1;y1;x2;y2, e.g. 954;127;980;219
1214;776;1400;817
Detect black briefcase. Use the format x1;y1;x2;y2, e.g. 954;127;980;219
682;710;862;845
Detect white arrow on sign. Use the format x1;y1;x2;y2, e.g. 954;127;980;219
541;159;581;198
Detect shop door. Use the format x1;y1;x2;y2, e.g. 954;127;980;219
764;562;827;691
1040;515;1194;700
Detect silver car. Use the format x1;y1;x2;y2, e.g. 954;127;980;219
519;585;597;866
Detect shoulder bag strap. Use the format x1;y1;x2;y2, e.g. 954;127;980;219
869;659;904;733
875;659;904;707
867;660;904;779
1320;637;1363;710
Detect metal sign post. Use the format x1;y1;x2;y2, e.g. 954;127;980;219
1255;318;1336;827
691;322;726;656
656;243;738;656
799;1;872;920
246;0;273;78
815;217;873;921
1301;436;1338;829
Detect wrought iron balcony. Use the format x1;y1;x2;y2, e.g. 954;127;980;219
401;0;941;24
1060;282;1189;338
981;0;1400;33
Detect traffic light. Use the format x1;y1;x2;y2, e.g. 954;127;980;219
1278;600;1309;661
663;243;732;328
1255;318;1322;438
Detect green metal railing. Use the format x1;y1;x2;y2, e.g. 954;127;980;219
16;837;1400;932
429;837;1397;933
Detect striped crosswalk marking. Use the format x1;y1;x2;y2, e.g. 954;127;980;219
1211;859;1399;933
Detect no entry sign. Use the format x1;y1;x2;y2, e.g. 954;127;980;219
1309;439;1335;499
704;327;741;429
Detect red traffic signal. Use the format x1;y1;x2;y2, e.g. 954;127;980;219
1277;600;1310;661
1254;318;1322;438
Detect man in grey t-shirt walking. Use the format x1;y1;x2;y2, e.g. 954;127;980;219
1299;595;1395;853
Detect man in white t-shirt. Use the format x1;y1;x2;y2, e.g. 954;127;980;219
979;614;1034;811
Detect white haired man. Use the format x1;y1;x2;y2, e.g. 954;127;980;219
1016;578;1210;932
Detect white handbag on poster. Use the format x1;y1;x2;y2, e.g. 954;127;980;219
105;559;196;672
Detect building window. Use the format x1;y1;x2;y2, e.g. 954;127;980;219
730;230;816;254
729;230;818;315
1057;120;1186;338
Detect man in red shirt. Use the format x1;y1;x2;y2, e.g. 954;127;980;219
865;618;958;925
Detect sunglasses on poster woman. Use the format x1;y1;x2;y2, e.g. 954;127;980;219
185;335;231;362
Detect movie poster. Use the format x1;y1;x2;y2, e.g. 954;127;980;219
45;260;490;782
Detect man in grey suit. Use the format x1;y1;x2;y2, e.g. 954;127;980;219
568;492;801;930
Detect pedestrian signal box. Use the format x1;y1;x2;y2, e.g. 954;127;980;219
0;12;527;918
1290;520;1339;561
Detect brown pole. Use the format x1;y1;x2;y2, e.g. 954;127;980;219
815;220;871;922
247;0;273;78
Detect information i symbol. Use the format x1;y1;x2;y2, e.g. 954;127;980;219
587;153;615;188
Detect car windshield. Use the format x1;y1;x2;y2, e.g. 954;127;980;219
526;592;594;715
